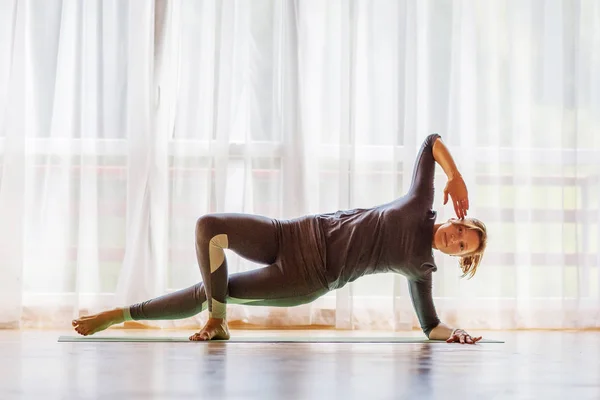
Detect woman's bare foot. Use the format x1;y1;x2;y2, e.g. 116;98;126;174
72;308;125;336
189;318;230;341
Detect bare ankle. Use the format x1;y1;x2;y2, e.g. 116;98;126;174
108;308;126;324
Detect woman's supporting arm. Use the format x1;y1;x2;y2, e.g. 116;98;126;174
409;272;481;344
408;272;441;338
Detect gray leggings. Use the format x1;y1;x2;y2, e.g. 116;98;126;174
128;213;329;321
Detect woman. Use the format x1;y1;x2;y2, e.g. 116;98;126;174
73;134;487;344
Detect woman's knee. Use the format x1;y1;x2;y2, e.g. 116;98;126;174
195;214;224;242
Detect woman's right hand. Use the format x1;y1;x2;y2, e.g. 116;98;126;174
446;328;482;344
443;175;469;219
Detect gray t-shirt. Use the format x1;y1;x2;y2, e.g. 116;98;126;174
318;133;441;336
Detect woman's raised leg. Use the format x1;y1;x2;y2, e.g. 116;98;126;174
192;213;281;339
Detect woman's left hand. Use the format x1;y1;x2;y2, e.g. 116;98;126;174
446;328;482;344
443;175;469;219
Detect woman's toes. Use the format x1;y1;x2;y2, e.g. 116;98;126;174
190;332;206;341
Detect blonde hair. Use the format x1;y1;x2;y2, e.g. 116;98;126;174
451;217;487;279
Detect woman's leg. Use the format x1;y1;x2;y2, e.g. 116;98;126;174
72;263;328;337
127;259;328;324
127;260;328;341
73;212;282;338
72;283;207;337
185;262;327;340
193;213;281;340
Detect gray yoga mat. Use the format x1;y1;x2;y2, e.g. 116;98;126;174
58;336;504;343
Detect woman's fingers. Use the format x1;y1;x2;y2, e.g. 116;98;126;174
455;202;465;219
464;335;481;344
454;199;462;218
451;196;470;219
446;177;470;218
460;198;468;218
447;334;482;344
462;335;481;345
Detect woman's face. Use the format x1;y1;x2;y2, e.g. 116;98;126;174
434;220;480;256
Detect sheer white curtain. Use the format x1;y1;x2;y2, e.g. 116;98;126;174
1;0;598;331
0;0;155;327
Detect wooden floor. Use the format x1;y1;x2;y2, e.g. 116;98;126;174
0;329;598;400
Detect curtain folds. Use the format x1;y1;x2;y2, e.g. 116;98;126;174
0;0;598;330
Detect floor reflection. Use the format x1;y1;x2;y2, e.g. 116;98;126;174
1;330;599;399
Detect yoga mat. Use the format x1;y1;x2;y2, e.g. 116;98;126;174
58;336;504;343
